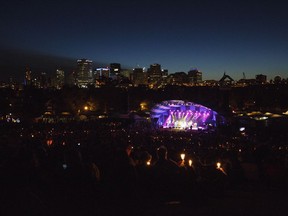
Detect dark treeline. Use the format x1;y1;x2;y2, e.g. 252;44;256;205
1;84;288;122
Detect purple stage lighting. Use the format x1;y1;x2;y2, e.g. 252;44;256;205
151;100;221;130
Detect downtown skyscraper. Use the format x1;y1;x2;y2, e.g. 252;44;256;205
76;59;93;88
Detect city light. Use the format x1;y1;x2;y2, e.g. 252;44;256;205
47;139;53;146
140;102;148;111
216;162;221;169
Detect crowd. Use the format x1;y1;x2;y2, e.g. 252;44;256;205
0;121;288;216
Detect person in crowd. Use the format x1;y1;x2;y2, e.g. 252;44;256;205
108;144;137;199
135;150;153;200
151;145;182;201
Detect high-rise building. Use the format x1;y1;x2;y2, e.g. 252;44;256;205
30;72;48;88
39;72;48;88
76;59;93;87
55;69;65;89
95;68;110;80
66;71;76;86
25;67;32;86
121;69;132;79
147;63;162;84
255;74;267;84
132;68;148;86
110;63;121;78
167;72;189;85
162;69;168;77
188;69;202;85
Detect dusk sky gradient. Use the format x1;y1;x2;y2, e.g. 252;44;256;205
1;0;288;81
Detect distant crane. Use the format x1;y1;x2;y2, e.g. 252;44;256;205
243;72;246;80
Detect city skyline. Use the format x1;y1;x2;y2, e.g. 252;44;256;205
1;0;288;82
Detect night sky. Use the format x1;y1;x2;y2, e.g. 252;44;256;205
1;0;288;82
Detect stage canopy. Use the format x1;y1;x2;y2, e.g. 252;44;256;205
150;100;221;130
